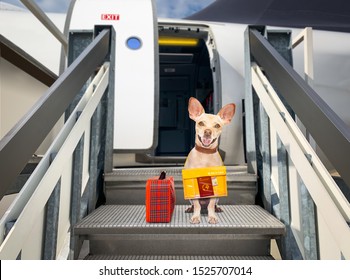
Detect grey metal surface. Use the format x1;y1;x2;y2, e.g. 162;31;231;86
249;28;350;192
87;103;101;214
75;205;285;236
102;27;116;173
259;103;272;213
84;254;274;260
244;27;258;175
89;235;271;256
0;29;110;200
105;165;255;182
300;181;318;259
43;172;61;260
66;31;92;120
104;166;257;205
69;132;84;259
75;204;284;257
277;137;293;260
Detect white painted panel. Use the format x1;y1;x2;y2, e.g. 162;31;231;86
318;210;342;260
70;0;157;150
207;23;247;165
21;208;45;259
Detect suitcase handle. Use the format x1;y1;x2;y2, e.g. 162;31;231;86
158;171;166;180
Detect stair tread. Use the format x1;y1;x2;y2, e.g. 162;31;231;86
104;166;257;183
75;205;285;235
84;254;274;260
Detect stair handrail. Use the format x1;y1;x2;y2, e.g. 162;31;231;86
248;28;350;193
245;26;350;259
0;62;110;259
0;29;110;201
251;64;350;258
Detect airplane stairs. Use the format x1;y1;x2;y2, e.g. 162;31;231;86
2;23;349;260
73;166;285;260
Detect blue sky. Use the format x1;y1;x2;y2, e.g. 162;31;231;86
1;0;214;18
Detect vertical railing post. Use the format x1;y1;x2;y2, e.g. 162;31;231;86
277;137;293;259
66;31;93;121
244;27;257;175
87;101;102;213
86;26;115;212
300;179;319;259
259;105;272;212
43;153;61;260
102;27;115;173
245;26;272;212
69;112;84;259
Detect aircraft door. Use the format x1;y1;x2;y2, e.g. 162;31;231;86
69;0;158;151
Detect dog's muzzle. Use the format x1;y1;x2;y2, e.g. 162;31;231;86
198;135;217;147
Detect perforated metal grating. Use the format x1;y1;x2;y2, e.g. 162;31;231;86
75;205;285;235
105;166;257;182
109;166;248;176
84;254;274;260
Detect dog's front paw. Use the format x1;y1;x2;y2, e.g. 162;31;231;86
208;214;218;224
190;215;201;224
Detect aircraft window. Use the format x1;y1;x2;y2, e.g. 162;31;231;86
126;37;142;50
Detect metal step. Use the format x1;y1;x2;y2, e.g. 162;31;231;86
84;254;274;260
104;165;257;205
74;205;284;258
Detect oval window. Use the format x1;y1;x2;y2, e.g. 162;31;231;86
126;37;142;50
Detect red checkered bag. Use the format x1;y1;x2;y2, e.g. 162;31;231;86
146;171;175;223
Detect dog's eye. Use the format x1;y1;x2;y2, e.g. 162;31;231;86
214;124;221;129
198;121;205;126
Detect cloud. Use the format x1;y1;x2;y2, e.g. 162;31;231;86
35;0;70;13
156;0;215;18
2;0;215;16
1;0;70;13
0;0;24;9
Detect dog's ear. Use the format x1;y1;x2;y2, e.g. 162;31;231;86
188;97;205;121
218;103;236;124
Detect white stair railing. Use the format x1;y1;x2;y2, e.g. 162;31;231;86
251;63;350;259
245;26;350;259
0;63;110;259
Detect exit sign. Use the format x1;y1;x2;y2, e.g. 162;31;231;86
101;14;120;21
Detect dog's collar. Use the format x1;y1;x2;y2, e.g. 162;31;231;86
195;144;218;154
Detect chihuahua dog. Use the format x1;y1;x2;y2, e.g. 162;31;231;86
184;97;235;224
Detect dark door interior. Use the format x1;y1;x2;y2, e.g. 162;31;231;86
156;31;214;157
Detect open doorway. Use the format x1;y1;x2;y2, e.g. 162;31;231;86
156;25;216;157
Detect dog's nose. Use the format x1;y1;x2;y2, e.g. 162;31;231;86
204;129;212;137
